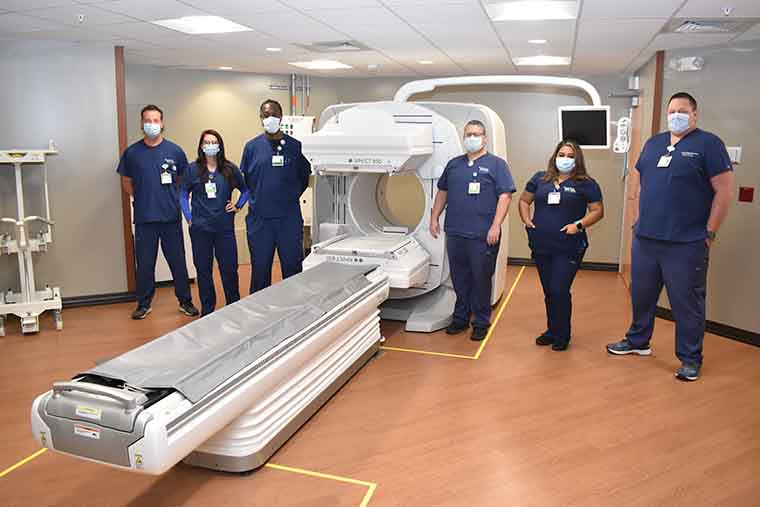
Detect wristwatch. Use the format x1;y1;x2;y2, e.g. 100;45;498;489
706;230;717;241
574;220;585;231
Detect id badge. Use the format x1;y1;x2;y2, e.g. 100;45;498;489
160;171;172;185
468;181;481;195
205;181;217;199
272;155;284;167
657;156;672;168
548;191;561;205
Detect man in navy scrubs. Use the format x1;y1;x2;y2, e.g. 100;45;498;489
607;92;735;381
117;104;199;319
430;120;516;341
240;99;311;293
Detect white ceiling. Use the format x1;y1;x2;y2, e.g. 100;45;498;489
1;0;759;77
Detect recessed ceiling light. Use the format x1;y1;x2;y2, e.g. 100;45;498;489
513;55;571;66
367;64;379;70
288;59;352;70
152;15;252;35
528;39;548;44
265;47;282;52
418;60;434;65
218;66;233;70
486;1;576;21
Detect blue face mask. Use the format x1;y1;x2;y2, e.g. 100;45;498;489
668;112;690;134
555;156;576;173
143;122;161;138
463;135;483;153
202;144;220;157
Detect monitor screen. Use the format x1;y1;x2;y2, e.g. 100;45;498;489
558;106;610;149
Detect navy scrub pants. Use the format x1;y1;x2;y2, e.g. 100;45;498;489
626;235;709;365
134;221;192;309
247;214;304;293
532;249;585;347
446;235;499;329
190;227;240;316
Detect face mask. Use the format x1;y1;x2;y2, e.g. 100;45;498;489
143;122;161;138
668;112;690;134
202;144;220;157
555;156;576;173
463;135;483;153
262;116;281;134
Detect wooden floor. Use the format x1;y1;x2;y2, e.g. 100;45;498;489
1;265;759;507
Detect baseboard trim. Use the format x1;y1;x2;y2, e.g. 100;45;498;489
655;306;760;348
507;257;619;272
63;292;136;309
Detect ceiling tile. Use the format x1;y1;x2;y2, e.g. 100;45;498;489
2;0;77;10
233;11;345;44
0;12;70;32
581;0;683;19
98;0;205;22
736;22;760;41
288;0;380;9
383;0;478;5
677;0;760;18
575;18;665;51
649;32;738;50
8;27;133;43
178;0;289;16
26;4;136;26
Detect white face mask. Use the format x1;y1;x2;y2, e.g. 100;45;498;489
668;112;690;134
555;156;576;173
202;144;220;157
143;122;161;138
463;135;483;153
262;116;281;134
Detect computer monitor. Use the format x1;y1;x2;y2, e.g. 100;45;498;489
558;106;611;150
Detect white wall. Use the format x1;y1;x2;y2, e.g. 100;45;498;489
0;42;125;298
124;65;340;264
658;43;760;333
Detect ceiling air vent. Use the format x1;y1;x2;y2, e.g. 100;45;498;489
667;18;760;34
296;40;371;53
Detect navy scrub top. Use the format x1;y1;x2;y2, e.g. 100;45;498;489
437;152;516;240
635;128;732;242
117;139;188;224
239;133;311;223
181;161;246;233
525;171;603;254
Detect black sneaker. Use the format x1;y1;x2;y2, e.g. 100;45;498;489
552;341;569;351
606;339;651;356
675;363;700;381
131;306;151;320
470;327;488;342
179;301;200;317
445;321;469;335
536;334;554;346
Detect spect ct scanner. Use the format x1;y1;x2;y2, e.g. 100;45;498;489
31;76;604;477
302;100;510;332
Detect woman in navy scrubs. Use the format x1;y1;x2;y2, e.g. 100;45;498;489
180;129;249;316
518;140;604;350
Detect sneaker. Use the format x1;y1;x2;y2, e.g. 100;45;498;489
131;306;152;320
536;334;554;346
179;301;200;317
675;363;700;381
551;341;569;351
606;339;651;356
470;327;488;342
445;321;469;335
